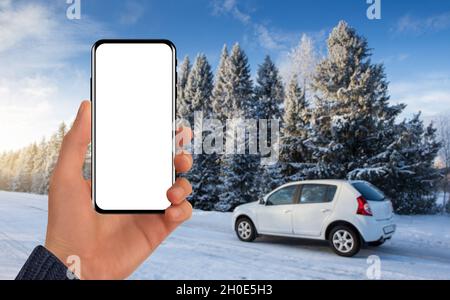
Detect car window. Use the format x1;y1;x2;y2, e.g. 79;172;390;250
266;185;297;205
351;182;385;201
299;184;337;203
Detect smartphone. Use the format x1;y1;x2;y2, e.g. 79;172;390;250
91;40;176;213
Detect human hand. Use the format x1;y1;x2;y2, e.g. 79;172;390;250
45;100;193;279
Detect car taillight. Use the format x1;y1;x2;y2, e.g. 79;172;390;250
356;196;372;216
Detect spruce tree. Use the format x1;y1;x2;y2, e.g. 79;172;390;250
254;55;284;120
176;56;191;120
278;76;312;184
384;114;441;214
211;45;230;122
182;54;216;209
39;122;67;194
309;21;440;214
216;43;258;211
16;143;38;192
191;45;230;209
184;54;213;121
31;138;48;193
254;55;284;196
307;21;404;179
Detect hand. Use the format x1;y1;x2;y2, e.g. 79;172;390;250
45;100;193;279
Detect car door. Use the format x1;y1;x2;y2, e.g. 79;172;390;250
292;184;338;237
256;185;298;234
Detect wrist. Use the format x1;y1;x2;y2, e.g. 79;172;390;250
45;239;82;279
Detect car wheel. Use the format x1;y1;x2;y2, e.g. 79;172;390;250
235;217;256;242
368;240;385;247
329;225;361;257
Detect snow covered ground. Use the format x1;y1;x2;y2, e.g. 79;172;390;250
0;190;449;280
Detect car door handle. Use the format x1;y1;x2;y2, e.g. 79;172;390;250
321;208;331;213
283;209;292;213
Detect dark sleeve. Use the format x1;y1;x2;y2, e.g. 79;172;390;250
15;245;77;280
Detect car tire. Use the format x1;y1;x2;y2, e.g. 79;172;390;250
329;225;361;257
235;217;256;242
368;240;385;247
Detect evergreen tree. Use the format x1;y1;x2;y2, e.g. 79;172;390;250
282;33;318;100
0;152;7;190
227;43;254;118
216;43;258;211
278;76;312;184
306;21;403;179
383;114;441;214
15;143;38;192
190;45;231;209
31;138;48;193
308;21;439;214
9;149;24;192
254;55;284;196
254;55;284;120
184;54;214;122
39;123;67;194
176;56;191;120
182;54;216;209
0;151;17;190
211;45;230;122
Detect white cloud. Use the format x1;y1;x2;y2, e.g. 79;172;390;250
395;12;450;35
0;2;107;75
0;77;55;150
254;24;283;51
0;1;107;151
211;0;301;52
212;0;250;24
389;72;450;118
0;4;53;52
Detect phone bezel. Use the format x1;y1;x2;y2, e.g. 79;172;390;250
91;39;176;214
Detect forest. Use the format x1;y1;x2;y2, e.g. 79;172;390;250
1;21;448;214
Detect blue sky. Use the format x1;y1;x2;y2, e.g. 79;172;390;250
1;0;450;150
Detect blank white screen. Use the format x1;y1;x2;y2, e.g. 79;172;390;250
93;42;173;211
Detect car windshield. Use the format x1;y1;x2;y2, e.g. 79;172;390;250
351;182;385;201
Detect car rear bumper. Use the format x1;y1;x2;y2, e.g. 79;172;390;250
355;216;396;242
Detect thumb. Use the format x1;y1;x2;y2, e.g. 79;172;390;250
55;101;91;178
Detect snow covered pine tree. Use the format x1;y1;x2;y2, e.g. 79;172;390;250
176;55;191;120
181;54;215;209
278;75;313;183
307;21;440;214
254;55;284;196
215;44;259;211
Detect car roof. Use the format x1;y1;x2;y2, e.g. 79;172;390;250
282;179;354;186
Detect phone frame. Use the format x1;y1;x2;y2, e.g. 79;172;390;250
91;39;176;214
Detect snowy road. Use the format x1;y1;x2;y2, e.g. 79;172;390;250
0;191;449;280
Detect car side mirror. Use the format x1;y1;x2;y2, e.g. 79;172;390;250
260;195;269;205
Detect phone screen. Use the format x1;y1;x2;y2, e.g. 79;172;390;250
92;40;175;212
